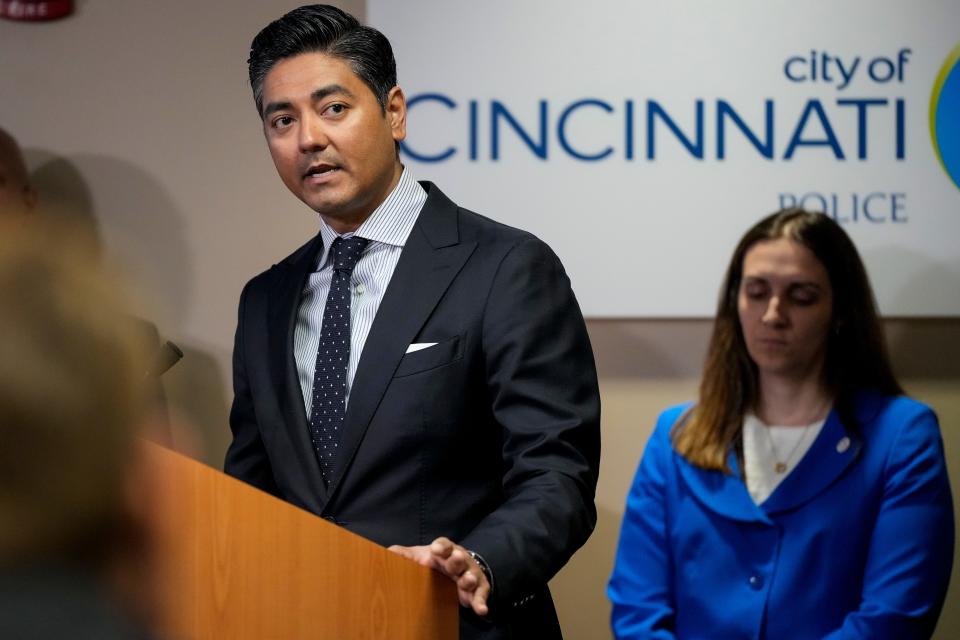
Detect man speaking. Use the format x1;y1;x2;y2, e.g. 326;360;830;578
224;6;600;638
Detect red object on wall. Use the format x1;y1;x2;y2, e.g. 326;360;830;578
0;0;73;21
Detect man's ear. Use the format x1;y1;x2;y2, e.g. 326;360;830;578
386;86;407;143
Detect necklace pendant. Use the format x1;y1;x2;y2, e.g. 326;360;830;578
775;462;787;474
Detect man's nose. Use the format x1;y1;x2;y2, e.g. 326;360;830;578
299;114;329;152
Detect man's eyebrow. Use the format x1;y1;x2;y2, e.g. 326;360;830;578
262;84;356;119
311;84;355;102
262;100;292;118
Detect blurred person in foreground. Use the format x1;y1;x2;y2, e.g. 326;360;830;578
0;126;39;218
608;209;954;639
0;224;160;639
0;125;175;444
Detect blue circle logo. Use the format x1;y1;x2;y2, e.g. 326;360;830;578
931;44;960;191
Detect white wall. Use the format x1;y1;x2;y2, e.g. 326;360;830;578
371;0;960;317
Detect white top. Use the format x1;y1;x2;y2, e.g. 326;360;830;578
742;413;826;505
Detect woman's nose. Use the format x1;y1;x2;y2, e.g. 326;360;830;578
761;296;786;326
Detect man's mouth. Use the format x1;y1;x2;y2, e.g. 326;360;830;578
303;163;340;180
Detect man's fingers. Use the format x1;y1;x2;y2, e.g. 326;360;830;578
456;579;488;616
444;548;470;575
429;536;454;557
469;581;490;617
456;568;479;591
388;544;435;567
405;537;491;618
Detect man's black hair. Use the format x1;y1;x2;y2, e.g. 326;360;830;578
248;4;397;117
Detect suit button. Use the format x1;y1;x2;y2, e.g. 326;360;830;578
748;574;765;590
836;437;851;453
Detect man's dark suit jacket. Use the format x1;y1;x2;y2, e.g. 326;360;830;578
225;182;601;639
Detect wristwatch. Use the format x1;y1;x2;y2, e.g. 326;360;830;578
467;549;495;593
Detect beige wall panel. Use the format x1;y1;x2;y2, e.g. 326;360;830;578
1;0;364;461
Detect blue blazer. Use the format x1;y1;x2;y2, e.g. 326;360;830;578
608;393;954;639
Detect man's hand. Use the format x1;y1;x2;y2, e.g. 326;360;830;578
388;536;491;617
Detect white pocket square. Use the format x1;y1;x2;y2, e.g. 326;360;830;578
405;342;438;354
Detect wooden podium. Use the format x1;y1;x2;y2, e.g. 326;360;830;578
145;444;459;639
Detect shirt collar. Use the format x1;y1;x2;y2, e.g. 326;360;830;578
316;168;426;268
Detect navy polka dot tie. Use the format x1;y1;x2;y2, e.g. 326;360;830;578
309;236;369;484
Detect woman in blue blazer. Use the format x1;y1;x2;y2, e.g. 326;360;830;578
608;209;954;639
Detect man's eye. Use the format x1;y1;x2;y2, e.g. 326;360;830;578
272;116;294;129
326;103;347;116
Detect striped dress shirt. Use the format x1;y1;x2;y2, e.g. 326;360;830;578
294;169;427;416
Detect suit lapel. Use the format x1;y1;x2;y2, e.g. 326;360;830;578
268;232;330;506
324;184;477;504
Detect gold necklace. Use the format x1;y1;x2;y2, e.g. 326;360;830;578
762;420;817;474
756;396;832;473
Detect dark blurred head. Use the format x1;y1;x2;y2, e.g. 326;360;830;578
0;227;150;568
0;127;38;217
248;4;397;118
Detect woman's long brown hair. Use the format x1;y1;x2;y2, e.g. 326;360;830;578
673;209;903;472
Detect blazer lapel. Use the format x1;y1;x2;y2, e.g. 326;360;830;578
676;451;772;524
324;184;477;503
761;407;863;516
267;232;330;507
676;397;870;523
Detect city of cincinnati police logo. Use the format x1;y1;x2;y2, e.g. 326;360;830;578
930;43;960;192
